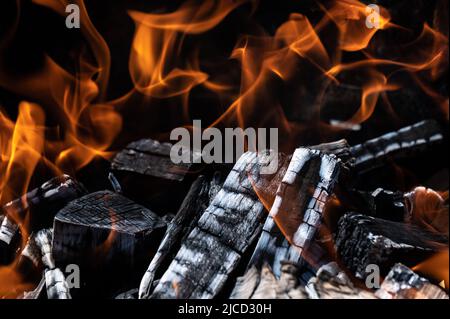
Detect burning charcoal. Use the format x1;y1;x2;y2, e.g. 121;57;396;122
0;175;87;264
115;288;139;299
111;138;196;214
245;148;342;278
305;262;376;299
310;139;354;168
335;213;448;280
350;188;407;221
151;151;277;299
52;190;166;297
349;120;443;173
230;262;307;299
139;173;222;299
375;263;448;299
45;268;71;299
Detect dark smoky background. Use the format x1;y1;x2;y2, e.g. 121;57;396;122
0;0;448;192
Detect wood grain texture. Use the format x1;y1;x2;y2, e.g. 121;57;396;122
335;213;448;279
350;120;443;173
245;148;341;278
151;151;277;299
139;173;222;299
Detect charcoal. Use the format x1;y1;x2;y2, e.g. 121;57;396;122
111;138;196;214
230;262;307;299
45;268;71;299
305;262;376;299
0;175;87;264
350;188;407;221
139;173;222;298
350;120;443;173
335;213;448;279
115;288;139;299
150;151;276;299
310;139;354;169
375;263;448;299
52;190;166;297
245;148;341;278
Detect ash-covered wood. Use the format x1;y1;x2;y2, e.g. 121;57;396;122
375;263;448;299
350;120;443;173
19;275;46;300
111;139;196;214
305;262;376;299
230;262;307;299
45;268;71;299
311;139;354;168
246;148;341;278
139;173;222;299
151;151;277;299
335;213;448;279
0;175;86;264
53;190;166;297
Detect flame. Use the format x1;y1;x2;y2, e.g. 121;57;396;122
406;187;449;237
413;250;449;290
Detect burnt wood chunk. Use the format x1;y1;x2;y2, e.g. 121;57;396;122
375;264;448;299
151;151;276;299
53;190;166;297
305;262;376;299
335;213;448;279
0;175;86;264
350;120;443;173
45;268;71;299
350;188;407;221
139;173;222;299
311;139;354;168
111;139;195;214
230;263;307;299
247;148;341;278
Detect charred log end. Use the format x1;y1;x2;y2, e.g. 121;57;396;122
52;190;166;297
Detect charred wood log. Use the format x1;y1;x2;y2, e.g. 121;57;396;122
246;148;342;278
0;175;86;264
349;120;443;173
111;139;197;214
348;188;407;222
139;173;222;299
53;190;166;297
335;213;448;280
305;262;376;299
230;262;307;299
151;151;277;299
45;268;71;299
18;274;46;300
375;263;448;299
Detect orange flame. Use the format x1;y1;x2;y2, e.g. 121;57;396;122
413;250;449;290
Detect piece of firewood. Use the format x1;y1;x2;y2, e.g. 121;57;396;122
246;148;342;278
45;268;71;299
375;263;448;299
139;173;222;299
348;188;407;222
53;190;166;297
18;274;46;300
111;139;196;214
0;175;86;264
350;120;443;173
305;262;376;299
151;151;277;299
230;262;307;299
335;213;448;280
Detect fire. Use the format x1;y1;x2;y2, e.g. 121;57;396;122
413;250;449;290
0;0;448;297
